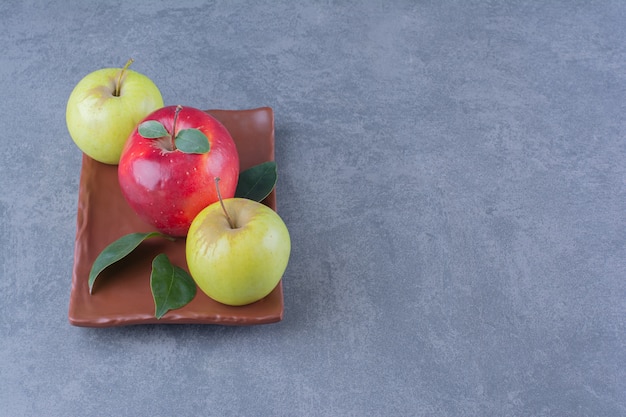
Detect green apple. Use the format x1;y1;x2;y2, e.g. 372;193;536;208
66;59;164;164
186;196;291;306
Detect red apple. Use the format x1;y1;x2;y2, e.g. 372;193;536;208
118;105;239;237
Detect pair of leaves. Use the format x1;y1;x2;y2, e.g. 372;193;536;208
88;232;194;319
139;120;210;154
88;161;278;319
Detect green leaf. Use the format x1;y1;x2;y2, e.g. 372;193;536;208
150;254;197;319
138;120;169;138
235;161;277;202
175;128;210;154
88;232;171;294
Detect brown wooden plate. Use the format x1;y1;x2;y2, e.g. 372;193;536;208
68;107;283;327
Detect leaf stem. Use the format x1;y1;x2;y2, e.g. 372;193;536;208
215;177;235;229
114;58;134;97
171;105;183;150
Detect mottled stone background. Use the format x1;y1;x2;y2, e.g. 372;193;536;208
1;1;624;416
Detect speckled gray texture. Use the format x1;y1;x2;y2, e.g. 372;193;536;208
1;1;625;416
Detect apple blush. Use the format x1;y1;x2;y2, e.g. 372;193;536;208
118;105;239;237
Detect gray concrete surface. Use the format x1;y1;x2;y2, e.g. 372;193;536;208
1;1;625;416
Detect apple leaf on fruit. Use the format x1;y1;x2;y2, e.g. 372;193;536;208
138;120;169;138
235;161;277;202
175;128;210;154
88;232;172;294
150;254;197;319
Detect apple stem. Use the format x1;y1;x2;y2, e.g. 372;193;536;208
114;58;134;97
171;105;183;150
215;177;236;229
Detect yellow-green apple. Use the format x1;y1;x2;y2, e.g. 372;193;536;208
66;59;164;164
186;193;291;306
118;105;239;237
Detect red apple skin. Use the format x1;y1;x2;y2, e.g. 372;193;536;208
118;106;239;237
